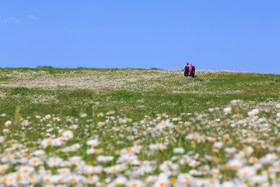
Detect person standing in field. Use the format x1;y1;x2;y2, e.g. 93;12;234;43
189;64;195;77
183;62;190;77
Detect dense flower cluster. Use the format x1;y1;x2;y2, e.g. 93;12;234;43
1;100;280;186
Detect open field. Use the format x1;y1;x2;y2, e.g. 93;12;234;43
1;68;280;186
0;68;280;118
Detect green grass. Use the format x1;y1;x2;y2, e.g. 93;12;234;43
0;68;280;185
0;68;279;118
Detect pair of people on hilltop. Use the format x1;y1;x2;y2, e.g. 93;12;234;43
183;62;195;77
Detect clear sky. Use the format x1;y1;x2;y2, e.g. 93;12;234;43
1;0;280;73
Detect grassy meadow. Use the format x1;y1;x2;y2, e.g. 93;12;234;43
0;67;280;118
1;68;280;186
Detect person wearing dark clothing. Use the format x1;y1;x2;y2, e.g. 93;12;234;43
183;62;190;77
189;64;195;77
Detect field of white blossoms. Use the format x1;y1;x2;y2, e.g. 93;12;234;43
0;68;280;186
1;99;280;186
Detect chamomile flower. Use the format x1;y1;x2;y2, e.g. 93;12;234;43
177;173;193;184
4;120;12;127
41;138;54;148
228;159;245;170
32;150;45;157
224;107;232;114
248;109;259;117
47;157;63;167
0;165;9;174
18;166;35;175
86;139;99;147
114;176;127;186
28;157;42;166
238;166;256;178
62;130;73;140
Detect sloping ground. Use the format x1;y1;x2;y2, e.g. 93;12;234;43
0;68;279;118
1;68;280;186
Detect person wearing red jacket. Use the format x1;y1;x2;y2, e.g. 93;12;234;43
189;64;195;77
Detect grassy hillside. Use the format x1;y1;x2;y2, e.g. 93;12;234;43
1;68;280;186
0;68;279;119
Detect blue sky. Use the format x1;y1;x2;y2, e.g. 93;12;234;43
1;0;280;73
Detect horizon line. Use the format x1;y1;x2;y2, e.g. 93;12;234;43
0;66;278;75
